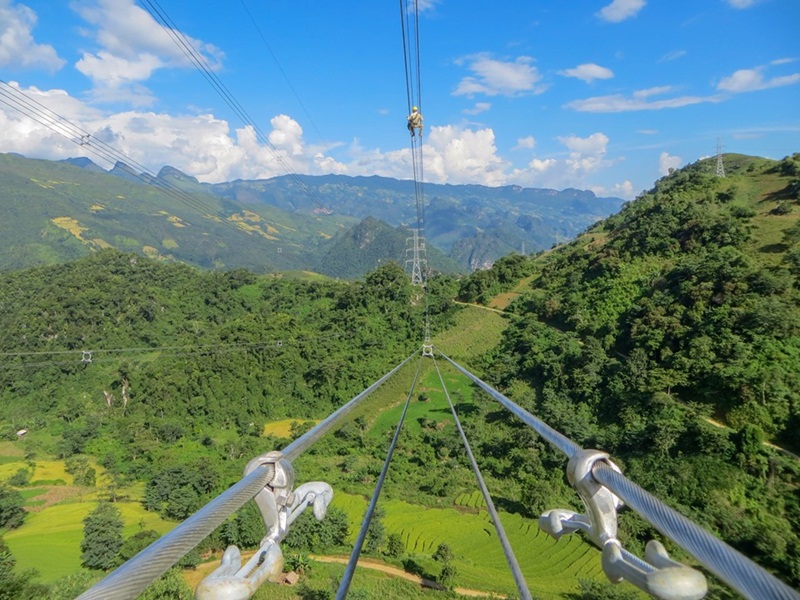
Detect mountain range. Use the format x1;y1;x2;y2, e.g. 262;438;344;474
0;152;623;276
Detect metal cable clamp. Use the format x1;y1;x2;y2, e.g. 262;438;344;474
422;342;434;357
539;450;707;600
195;451;334;600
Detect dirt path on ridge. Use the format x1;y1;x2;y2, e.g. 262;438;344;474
453;300;507;315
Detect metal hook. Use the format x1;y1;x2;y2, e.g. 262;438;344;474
195;451;333;600
539;450;707;600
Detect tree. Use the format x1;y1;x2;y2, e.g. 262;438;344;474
385;533;404;558
221;501;265;549
364;506;385;554
65;455;96;487
81;502;124;570
438;562;458;590
6;469;30;487
0;486;25;529
137;568;193;600
0;538;44;600
283;506;349;552
116;530;160;566
432;542;454;563
47;571;95;600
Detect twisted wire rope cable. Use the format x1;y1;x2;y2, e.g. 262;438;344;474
78;352;416;599
442;353;799;600
439;352;580;458
336;358;423;599
434;358;533;600
593;463;800;600
76;464;275;600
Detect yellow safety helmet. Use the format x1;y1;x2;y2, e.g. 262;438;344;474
412;106;418;111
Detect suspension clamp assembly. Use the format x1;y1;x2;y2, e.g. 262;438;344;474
422;342;434;357
196;451;333;600
539;450;707;600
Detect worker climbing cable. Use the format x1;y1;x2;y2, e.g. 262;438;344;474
407;105;423;138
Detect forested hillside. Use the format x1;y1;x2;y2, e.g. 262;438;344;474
458;152;800;591
0;251;449;447
1;153;798;598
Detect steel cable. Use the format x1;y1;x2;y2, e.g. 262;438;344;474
439;352;581;458
433;358;533;600
441;352;799;600
282;351;417;461
593;463;800;600
77;351;416;599
336;357;423;599
76;464;275;600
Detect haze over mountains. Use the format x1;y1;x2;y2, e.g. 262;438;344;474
0;153;623;276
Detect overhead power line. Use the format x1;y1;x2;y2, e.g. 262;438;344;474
0;80;248;238
238;0;330;150
139;0;331;214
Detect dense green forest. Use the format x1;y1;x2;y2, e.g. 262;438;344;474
458;153;800;592
0;153;798;598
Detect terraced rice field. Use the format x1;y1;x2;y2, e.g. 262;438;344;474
333;492;606;599
4;500;174;581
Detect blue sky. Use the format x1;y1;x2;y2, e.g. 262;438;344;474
0;0;798;199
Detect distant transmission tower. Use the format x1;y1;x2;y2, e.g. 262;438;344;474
405;229;426;286
715;138;726;178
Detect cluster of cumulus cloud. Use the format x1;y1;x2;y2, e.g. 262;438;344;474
0;0;796;201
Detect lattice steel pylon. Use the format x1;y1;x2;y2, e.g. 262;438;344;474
405;228;427;286
715;138;726;178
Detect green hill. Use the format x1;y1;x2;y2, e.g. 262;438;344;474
458;152;800;592
1;152;623;276
209;173;624;268
0;152;355;273
0;152;798;597
314;216;462;278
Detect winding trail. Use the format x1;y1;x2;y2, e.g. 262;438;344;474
311;555;504;598
186;551;505;598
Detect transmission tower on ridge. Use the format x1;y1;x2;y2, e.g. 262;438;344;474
715;138;726;178
405;228;426;286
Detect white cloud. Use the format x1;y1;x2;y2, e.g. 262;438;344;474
658;50;687;63
528;158;557;173
558;133;611;177
558;63;614;83
462;102;491;115
71;0;223;104
611;180;635;200
726;0;757;8
659;151;682;175
567;86;720;112
268;114;305;156
0;1;65;71
633;86;674;98
423;126;510;186
514;136;536;150
506;132;617;190
717;67;800;93
453;54;546;97
0;83;631;193
597;0;646;23
415;0;440;12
